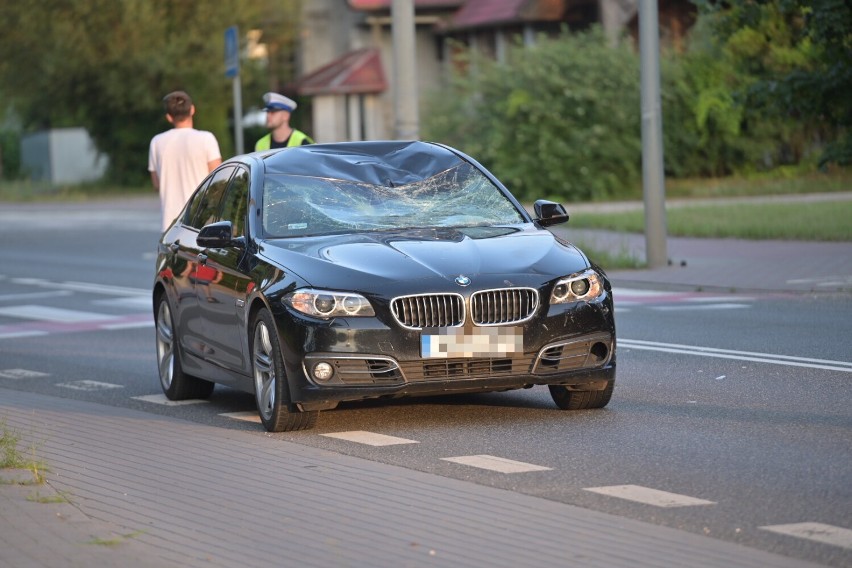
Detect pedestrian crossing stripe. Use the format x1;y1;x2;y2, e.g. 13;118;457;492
321;431;418;446
0;313;151;339
0;305;119;322
760;522;852;550
133;394;208;406
220;411;261;423
441;455;551;473
584;485;716;507
56;380;124;391
0;368;50;380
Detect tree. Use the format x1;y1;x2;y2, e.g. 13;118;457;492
0;0;302;185
696;0;852;167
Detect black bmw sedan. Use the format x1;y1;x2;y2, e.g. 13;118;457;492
153;140;616;432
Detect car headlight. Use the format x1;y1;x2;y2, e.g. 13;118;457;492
550;269;604;304
284;288;375;318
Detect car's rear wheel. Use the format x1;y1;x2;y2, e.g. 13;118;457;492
549;379;614;410
252;308;318;432
155;294;215;400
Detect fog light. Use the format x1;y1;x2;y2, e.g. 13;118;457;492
313;362;334;382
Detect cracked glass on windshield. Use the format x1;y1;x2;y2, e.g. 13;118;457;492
262;162;525;237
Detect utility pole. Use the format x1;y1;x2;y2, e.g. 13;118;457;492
391;0;419;140
639;0;667;267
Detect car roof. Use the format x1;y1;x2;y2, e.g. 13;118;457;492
260;140;466;186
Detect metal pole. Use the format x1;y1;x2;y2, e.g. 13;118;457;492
233;74;244;155
639;0;668;267
391;0;419;140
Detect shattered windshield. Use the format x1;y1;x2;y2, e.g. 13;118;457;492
262;162;526;237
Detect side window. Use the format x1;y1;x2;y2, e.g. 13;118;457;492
182;175;214;227
219;167;249;238
187;166;235;230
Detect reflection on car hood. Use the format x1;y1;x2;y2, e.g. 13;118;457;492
258;226;590;291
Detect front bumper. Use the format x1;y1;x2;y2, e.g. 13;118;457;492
273;295;616;408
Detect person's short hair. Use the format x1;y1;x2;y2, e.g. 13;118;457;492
162;91;193;120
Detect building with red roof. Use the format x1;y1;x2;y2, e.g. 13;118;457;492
294;0;694;142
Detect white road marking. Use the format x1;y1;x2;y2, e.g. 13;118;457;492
0;313;151;340
614;287;753;302
0;368;50;380
102;319;153;330
651;303;750;311
0;330;47;340
10;278;147;297
321;431;419;446
584;485;715;507
220;411;260;423
0;305;118;323
619;339;852;373
0;290;73;302
760;522;852;549
441;455;551;473
132;394;208;406
56;380;124;391
93;296;152;310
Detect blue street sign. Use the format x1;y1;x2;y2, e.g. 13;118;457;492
225;26;239;78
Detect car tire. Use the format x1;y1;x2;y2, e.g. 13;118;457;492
155;294;215;400
252;308;318;432
549;379;614;410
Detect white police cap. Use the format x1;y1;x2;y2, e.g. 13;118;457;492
263;92;297;112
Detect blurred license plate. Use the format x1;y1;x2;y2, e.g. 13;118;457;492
421;327;523;358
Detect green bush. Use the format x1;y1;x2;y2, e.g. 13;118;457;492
424;28;642;203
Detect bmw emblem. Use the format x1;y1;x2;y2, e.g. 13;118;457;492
455;275;471;287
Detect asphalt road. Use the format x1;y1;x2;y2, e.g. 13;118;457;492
0;199;850;567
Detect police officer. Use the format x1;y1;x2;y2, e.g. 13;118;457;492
254;92;314;150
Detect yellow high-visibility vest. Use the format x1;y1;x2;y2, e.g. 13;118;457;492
254;130;313;151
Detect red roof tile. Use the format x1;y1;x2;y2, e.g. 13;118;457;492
449;0;565;29
297;48;388;96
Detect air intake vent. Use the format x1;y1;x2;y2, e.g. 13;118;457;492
471;288;538;325
391;293;465;329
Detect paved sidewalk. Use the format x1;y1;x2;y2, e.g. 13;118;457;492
0;389;826;568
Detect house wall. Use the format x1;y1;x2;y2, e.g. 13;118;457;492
299;1;449;142
312;96;346;143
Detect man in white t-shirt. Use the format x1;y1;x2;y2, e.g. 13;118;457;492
149;90;222;231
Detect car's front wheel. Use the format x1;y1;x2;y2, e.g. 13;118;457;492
549;379;614;410
252;308;318;432
155;294;215;400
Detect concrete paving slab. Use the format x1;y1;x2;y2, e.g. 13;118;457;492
1;388;826;568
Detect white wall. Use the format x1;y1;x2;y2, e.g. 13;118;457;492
21;128;108;184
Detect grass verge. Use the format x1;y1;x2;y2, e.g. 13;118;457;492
571;238;645;270
569;200;852;241
663;167;851;200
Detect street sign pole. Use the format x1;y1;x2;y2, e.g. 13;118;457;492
225;25;244;155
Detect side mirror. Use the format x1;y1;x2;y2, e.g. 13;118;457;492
533;200;569;227
198;221;244;248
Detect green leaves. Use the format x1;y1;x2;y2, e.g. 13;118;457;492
0;0;302;184
423;28;643;203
